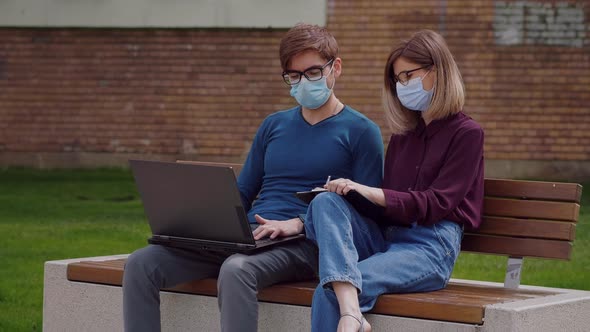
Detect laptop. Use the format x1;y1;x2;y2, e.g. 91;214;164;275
129;159;305;254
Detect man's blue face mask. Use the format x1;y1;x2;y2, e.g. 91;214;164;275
289;64;335;110
396;71;434;112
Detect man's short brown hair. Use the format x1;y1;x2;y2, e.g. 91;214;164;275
279;23;339;71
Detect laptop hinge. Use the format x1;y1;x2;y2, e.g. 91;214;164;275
235;206;253;240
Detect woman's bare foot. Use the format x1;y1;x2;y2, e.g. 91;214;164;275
338;313;372;332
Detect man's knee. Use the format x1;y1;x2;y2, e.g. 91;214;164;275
124;246;161;283
218;254;256;288
125;248;148;274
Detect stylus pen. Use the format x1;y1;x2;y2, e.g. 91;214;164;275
325;175;331;186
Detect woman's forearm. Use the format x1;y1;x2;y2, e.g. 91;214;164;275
358;185;386;207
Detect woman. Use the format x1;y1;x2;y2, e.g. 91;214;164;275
304;30;484;332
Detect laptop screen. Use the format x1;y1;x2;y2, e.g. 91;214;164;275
130;160;255;245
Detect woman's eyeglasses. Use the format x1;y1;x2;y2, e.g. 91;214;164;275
392;65;432;86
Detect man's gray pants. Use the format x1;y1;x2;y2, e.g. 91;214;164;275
122;239;318;332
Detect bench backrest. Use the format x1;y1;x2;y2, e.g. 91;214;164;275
177;161;582;261
464;179;582;260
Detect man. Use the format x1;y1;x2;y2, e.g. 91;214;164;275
122;23;384;332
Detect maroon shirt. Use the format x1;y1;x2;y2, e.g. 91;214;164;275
381;112;484;229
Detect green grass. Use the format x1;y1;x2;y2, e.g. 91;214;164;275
0;168;150;332
0;168;588;331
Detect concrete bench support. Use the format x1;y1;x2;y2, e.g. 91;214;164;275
44;256;590;332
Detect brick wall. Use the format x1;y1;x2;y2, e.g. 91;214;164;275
0;29;288;161
0;0;589;178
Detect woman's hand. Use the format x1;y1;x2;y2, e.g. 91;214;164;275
325;178;386;207
324;178;362;195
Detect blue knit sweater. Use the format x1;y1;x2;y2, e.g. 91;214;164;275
237;105;384;223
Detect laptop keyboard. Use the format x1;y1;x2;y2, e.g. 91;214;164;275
254;237;279;245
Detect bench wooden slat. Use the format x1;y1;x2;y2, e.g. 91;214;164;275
67;259;557;325
461;234;572;259
484;197;580;222
173;279;491;324
443;282;553;298
371;292;484;324
124;274;546;308
477;216;576;241
371;287;518;323
68;261;124;285
484;179;582;203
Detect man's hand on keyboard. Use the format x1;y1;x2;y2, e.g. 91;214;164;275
252;215;304;240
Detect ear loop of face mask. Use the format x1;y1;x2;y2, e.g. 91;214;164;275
422;69;433;87
324;62;336;89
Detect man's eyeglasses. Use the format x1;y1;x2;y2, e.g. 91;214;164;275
282;59;334;85
391;64;432;86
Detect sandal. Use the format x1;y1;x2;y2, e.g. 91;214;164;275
340;312;366;332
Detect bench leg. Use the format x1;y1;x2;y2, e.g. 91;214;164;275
504;256;523;289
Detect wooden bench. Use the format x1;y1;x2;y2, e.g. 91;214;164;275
44;162;589;331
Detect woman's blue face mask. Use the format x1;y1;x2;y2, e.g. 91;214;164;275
396;71;434;112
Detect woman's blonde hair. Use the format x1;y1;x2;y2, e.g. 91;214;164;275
382;30;465;135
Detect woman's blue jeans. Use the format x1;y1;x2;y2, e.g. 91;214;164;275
304;192;463;332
